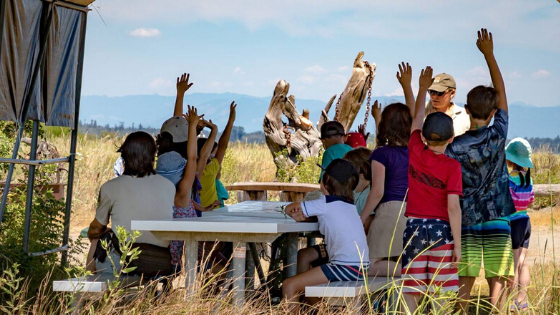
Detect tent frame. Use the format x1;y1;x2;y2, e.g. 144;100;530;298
0;0;89;265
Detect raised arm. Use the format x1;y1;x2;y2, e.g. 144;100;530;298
173;73;194;117
175;105;202;208
370;100;381;135
397;62;415;116
196;119;218;177
411;66;433;132
477;28;507;113
215;102;237;163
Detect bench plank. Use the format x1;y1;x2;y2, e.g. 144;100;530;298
53;274;143;293
305;277;389;298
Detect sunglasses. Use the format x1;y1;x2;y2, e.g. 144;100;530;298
428;90;448;97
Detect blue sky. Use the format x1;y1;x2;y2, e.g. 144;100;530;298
82;0;560;107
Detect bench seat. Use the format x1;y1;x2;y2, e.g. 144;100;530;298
53;274;143;293
305;277;389;298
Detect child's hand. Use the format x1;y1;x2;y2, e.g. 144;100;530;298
371;100;382;123
285;202;306;221
418;66;434;91
201;118;217;130
177;73;193;94
229;101;237;121
358;124;369;142
396;62;412;87
452;247;461;268
184;105;203;126
205;200;221;211
476;28;494;57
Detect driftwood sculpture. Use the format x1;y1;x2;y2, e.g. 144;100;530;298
264;52;376;177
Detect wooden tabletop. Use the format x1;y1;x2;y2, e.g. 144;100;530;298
226;182;320;192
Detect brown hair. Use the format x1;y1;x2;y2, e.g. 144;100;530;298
322;172;358;202
343;147;373;181
376;103;412;147
466;85;499;120
118;131;157;177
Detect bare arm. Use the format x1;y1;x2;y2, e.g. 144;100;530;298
477;28;507;113
447;194;462;264
175;106;202;208
215;102;237;163
371;100;381;137
360;161;385;223
196;120;218;177
173;73;193;117
397;62;415;116
412;66;433;133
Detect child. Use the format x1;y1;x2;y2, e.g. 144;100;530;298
361;63;414;278
295;147;372;276
506;138;534;311
445;29;516;312
318;121;353;182
283;159;369;313
401;66;462;313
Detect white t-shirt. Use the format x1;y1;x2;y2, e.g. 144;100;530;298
302;196;369;266
425;102;470;137
95;174;175;248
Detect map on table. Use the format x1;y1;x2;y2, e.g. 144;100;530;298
210;201;291;219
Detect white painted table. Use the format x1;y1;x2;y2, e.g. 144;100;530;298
131;201;319;305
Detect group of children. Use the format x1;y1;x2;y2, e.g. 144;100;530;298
282;28;535;313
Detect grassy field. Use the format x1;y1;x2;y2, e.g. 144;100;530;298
3;131;560;314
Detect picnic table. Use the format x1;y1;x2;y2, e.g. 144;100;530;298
131;201;319;306
226;181;320;202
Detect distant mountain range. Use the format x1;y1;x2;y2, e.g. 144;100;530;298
80;93;560;138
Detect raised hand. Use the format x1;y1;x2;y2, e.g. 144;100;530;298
176;73;193;94
371;100;382;124
396;62;412;87
358;124;370;142
419;66;434;91
184;105;203;126
476;28;494;57
229;101;237;121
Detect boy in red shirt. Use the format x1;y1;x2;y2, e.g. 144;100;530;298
401;66;462;313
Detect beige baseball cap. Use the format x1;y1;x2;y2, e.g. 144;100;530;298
429;73;456;92
160;116;189;143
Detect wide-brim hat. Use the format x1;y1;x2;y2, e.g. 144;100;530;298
429;73;456;93
160;116;189;143
506;137;534;168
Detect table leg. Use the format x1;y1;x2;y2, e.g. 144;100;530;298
285;233;299;278
245;243;255;291
184;239;198;297
232;243;247;306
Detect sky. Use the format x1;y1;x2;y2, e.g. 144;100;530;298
82;0;560;107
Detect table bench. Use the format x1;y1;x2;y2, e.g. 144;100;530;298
226;182;320;202
305;277;392;312
534;184;560;198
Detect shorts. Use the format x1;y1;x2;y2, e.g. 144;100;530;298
401;218;458;294
368;201;407;260
510;212;531;249
320;263;368;281
310;243;330;268
459;218;514;278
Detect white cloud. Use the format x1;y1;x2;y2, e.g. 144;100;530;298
509;71;522;79
384;87;404;97
304;65;328;75
532;69;551;79
466;66;488;77
129;27;161;38
233;67;245;75
337;66;349;72
149;77;173;88
298;75;315;85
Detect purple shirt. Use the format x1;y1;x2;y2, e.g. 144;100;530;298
370;146;409;204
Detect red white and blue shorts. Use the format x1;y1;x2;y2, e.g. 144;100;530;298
401;218;458;294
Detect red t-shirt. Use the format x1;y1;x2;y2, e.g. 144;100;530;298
405;130;463;222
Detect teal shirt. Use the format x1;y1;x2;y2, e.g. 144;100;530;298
354;186;370;215
319;143;353;182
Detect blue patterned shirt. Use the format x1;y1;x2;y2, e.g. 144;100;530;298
445;109;515;226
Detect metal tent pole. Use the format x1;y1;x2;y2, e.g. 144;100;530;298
0;3;54;229
61;10;87;266
22;120;39;253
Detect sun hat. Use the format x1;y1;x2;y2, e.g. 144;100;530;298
422;112;454;142
429;73;456;93
506;138;534;168
320;121;346;139
160;116;189;143
318;159;359;185
345;132;366;148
